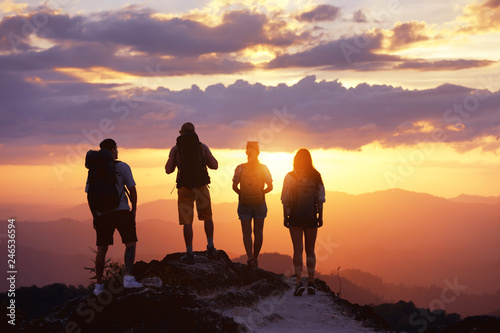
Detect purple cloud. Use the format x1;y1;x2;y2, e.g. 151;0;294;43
1;5;499;158
395;59;495;71
266;31;496;72
297;4;341;22
353;9;368;23
267;32;401;70
1;75;499;155
18;8;299;57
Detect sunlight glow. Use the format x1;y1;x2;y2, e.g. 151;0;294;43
0;0;28;15
54;67;139;84
1;143;500;207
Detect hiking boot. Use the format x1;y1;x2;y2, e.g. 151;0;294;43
181;252;195;264
123;275;143;289
293;282;305;296
207;245;217;259
307;281;316;295
93;283;104;296
247;259;258;269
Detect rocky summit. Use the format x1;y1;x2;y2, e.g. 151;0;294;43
29;250;289;332
12;250;388;332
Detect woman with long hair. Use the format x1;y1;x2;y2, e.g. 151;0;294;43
281;148;325;295
233;142;273;268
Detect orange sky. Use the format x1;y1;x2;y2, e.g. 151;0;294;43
1;0;500;208
1;143;499;208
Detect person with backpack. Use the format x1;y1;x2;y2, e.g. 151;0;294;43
232;141;273;269
165;122;219;264
85;138;143;296
281;148;325;296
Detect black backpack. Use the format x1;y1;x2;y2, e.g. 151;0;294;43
176;132;210;189
288;172;319;225
85;149;121;215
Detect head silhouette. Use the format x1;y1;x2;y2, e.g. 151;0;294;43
100;138;116;151
180;122;195;135
246;141;260;163
293;148;318;179
100;138;118;159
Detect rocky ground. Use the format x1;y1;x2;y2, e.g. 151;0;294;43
12;250;388;332
3;249;499;332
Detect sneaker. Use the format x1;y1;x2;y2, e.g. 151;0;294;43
180;252;195;264
293;282;305;296
123;275;143;289
93;283;104;296
307;281;316;295
207;245;217;259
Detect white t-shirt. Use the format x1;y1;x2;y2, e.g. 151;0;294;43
85;161;136;215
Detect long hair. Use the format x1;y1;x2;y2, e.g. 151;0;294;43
293;148;321;183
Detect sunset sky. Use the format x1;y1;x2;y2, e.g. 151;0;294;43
1;0;500;208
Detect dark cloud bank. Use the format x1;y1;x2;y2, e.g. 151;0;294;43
1;73;499;153
1;7;499;153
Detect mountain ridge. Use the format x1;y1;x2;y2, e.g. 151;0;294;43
2;188;499;222
2;188;499;318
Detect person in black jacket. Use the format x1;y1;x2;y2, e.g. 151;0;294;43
165;123;219;264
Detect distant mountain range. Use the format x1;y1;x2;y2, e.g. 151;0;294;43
1;189;499;222
1;189;499;317
449;194;500;205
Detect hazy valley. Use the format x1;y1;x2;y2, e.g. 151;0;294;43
2;189;499;317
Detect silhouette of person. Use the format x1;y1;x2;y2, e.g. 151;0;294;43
85;138;143;296
232;141;273;268
165;122;219;264
281;148;325;296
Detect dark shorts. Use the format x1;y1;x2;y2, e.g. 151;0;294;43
287;217;318;229
94;210;138;246
237;202;267;220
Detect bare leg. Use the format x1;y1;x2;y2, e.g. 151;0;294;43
304;227;318;283
96;245;108;284
253;218;264;261
183;224;193;248
289;226;304;286
124;242;136;275
204;219;214;240
240;219;253;261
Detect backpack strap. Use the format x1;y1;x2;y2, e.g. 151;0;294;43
114;160;130;200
